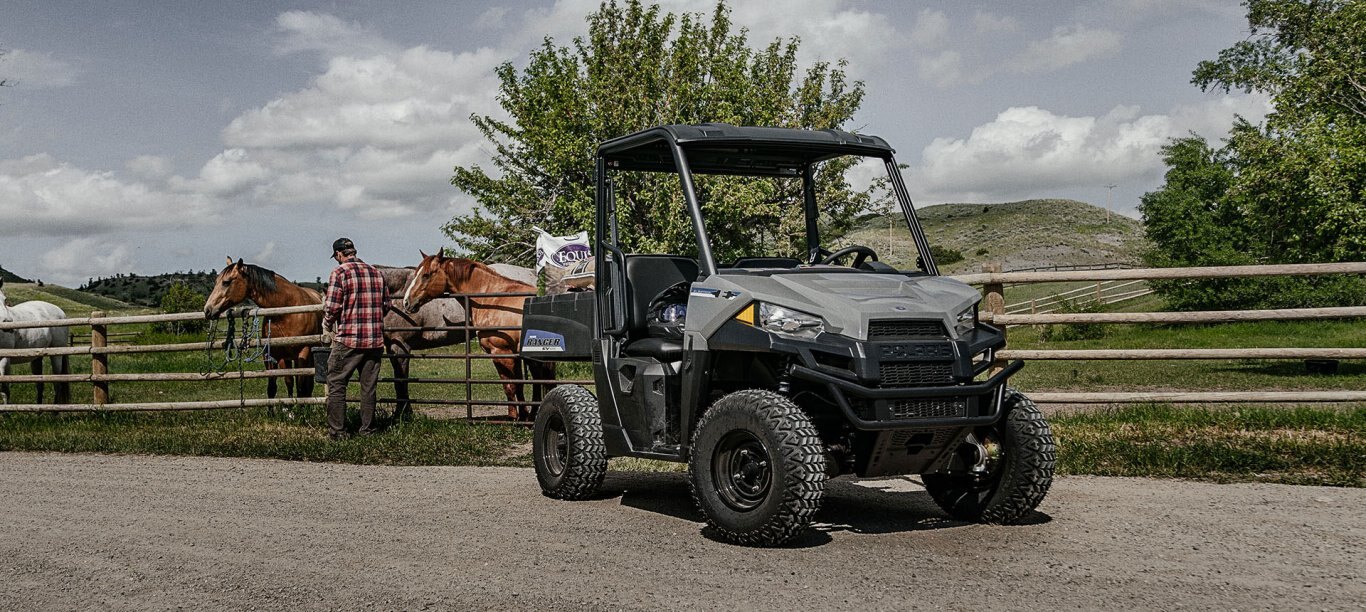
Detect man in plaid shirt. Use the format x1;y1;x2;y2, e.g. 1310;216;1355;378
322;237;389;440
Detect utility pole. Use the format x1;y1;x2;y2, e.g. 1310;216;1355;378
1104;184;1117;223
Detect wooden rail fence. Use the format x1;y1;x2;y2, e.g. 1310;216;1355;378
3;262;1363;411
952;261;1366;404
0;294;587;417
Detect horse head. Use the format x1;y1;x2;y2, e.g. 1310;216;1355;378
204;256;250;320
402;250;449;314
0;278;12;323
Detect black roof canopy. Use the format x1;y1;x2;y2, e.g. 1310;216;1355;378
598;124;895;176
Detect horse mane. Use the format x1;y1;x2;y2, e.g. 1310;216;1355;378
238;263;279;293
458;258;533;290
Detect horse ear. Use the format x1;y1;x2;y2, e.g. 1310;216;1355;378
419;249;428;258
225;256;233;266
236;258;244;266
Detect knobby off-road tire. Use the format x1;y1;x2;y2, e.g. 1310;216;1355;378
533;385;607;500
688;389;827;546
923;388;1055;523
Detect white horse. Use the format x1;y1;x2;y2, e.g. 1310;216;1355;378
0;279;71;404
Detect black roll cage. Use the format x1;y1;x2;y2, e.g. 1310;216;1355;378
593;124;940;334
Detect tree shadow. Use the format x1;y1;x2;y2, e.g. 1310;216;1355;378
598;471;1051;547
1206;360;1366;378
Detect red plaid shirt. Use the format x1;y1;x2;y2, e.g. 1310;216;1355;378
323;257;389;349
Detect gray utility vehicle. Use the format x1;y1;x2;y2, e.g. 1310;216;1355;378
521;124;1054;546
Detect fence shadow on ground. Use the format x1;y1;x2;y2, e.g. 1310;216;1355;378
597;471;1051;548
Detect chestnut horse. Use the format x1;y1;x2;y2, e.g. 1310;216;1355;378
375;264;535;420
401;253;555;420
203;257;323;399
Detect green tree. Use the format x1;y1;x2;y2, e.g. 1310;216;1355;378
155;282;207;335
1141;0;1366;309
445;0;868;264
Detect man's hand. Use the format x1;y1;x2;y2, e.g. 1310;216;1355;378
321;326;335;345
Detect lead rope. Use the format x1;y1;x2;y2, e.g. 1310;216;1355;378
202;308;273;409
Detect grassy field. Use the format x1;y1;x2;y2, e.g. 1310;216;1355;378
848;199;1149;275
2;281;1362;488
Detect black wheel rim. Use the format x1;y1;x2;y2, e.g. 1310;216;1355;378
712;430;772;512
945;426;1006;513
540;411;567;477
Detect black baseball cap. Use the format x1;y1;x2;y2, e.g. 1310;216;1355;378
331;237;355;257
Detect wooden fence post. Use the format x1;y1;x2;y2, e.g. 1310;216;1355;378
982;263;1007;375
90;311;109;405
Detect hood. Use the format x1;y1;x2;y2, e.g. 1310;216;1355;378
689;270;981;340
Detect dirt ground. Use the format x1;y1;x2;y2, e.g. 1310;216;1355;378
1;452;1362;611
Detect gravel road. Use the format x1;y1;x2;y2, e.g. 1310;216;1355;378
1;452;1362;611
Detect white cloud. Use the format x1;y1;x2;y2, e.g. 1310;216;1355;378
972;11;1020;34
273;11;397;58
474;6;511;30
911;96;1269;202
125;155;174;182
201;33;508;219
252;241;277;264
917;50;989;88
1;49;78;89
908;9;950;49
0;154;217;237
41;237;136;284
1008;25;1123;74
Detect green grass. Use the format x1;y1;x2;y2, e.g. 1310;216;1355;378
848;199;1149;274
1008;319;1366;392
0;405;531;466
1052;404;1365;487
3;294;1363;488
2;283;136;317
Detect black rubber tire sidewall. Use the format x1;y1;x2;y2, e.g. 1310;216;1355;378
923;388;1056;524
533;385;607;500
688;389;826;546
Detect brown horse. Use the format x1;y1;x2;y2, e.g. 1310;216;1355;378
203;257;323;399
375;264;535;420
401;252;555;421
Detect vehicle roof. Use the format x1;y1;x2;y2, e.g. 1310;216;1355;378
598;124;895;176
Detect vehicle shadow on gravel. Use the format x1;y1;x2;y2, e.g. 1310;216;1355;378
599;472;1051;547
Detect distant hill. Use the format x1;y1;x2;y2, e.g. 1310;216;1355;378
0;264;31;284
846;199;1149;274
80;271;217;308
0;283;135;316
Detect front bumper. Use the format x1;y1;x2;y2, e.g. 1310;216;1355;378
790;360;1021;430
710;320;1017;431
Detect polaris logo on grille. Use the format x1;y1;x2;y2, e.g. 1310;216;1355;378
522;330;566;352
878;343;952;359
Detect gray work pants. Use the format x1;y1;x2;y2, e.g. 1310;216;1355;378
326;343;381;436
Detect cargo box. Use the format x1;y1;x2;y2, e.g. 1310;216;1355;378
520;292;595;361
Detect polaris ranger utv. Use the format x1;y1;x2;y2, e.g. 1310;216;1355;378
521;124;1054;546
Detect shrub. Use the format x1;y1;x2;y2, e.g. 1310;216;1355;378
154;282;207;335
929;245;964;265
1040;297;1106;342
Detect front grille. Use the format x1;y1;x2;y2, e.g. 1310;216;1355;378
887;399;966;419
868;319;946;340
879;362;954;387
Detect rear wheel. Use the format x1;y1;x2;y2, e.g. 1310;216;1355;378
689;389;826;546
533;385;607;500
923;388;1054;523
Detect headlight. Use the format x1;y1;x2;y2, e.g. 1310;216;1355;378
758;303;825;339
954;304;978;335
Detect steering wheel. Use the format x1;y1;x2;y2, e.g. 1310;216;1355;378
818;244;880;268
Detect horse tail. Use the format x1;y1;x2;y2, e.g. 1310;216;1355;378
54;355;70;404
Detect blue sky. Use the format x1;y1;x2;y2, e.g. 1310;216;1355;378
0;0;1266;286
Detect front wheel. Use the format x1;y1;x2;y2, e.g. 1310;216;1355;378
923;388;1055;523
688;390;827;546
533;385;607;500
